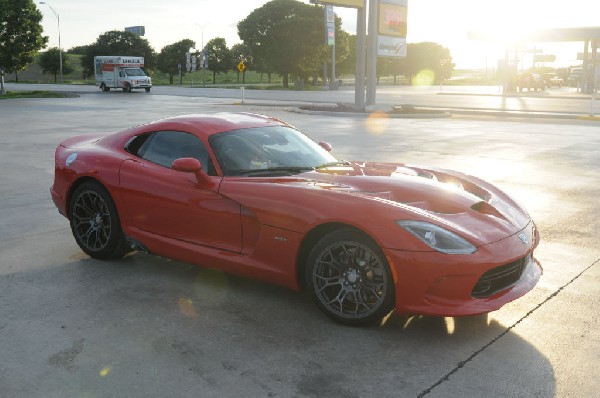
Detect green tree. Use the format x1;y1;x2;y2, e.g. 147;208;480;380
384;56;406;85
68;45;90;55
157;39;195;84
81;30;156;79
38;48;74;82
332;29;351;80
230;43;253;83
205;37;231;84
400;42;454;84
238;0;330;88
336;34;356;77
0;0;48;82
376;56;391;84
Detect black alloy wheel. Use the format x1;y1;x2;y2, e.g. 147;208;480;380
69;182;129;259
306;229;395;326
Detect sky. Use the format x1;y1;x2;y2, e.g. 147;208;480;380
37;0;600;69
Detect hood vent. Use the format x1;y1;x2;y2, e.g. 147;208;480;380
471;201;506;220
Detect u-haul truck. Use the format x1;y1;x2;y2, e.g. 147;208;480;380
94;56;152;92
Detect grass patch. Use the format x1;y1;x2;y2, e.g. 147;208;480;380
0;91;77;99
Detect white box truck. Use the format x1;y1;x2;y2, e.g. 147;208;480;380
94;56;152;92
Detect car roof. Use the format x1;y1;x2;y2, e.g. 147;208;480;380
132;113;290;139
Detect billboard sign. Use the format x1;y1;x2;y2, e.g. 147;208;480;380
125;26;145;36
377;36;407;57
377;0;407;58
326;5;335;45
316;0;364;8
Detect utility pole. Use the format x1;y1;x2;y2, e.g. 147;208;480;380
355;6;366;109
366;0;378;105
197;24;209;87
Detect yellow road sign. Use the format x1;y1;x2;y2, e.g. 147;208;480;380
237;62;246;72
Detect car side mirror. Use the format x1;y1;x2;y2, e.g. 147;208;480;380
171;158;210;184
319;141;332;152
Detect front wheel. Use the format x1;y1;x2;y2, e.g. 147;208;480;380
305;229;395;326
145;87;151;92
69;182;129;259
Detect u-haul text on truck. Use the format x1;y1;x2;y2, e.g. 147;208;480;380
94;56;152;93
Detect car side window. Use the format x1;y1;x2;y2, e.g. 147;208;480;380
126;131;215;174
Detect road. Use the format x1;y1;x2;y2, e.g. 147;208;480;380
4;82;600;116
0;92;599;397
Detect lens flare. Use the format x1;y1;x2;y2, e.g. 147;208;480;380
192;269;229;303
100;367;111;377
365;111;390;136
413;69;436;86
178;297;198;318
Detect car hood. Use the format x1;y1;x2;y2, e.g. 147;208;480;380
252;162;531;246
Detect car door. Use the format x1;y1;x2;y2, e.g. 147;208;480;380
118;130;242;253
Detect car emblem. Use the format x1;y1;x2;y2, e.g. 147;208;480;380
518;233;529;244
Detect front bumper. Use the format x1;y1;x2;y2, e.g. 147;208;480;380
386;223;542;316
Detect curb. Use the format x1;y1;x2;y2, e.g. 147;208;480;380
289;107;452;119
232;100;592;120
577;115;600;121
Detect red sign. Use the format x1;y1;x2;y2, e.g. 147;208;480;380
378;2;407;37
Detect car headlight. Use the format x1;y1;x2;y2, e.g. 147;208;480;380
396;220;476;254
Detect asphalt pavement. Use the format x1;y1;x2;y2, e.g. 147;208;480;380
4;82;600;118
0;87;599;397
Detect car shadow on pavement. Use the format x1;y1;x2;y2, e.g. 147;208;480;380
0;252;556;397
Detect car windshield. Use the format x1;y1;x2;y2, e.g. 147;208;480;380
209;125;338;176
125;68;146;76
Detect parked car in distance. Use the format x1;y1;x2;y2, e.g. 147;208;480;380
543;73;563;88
516;73;546;92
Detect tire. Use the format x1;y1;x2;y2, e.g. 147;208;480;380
305;229;395;326
145;87;151;93
69;182;129;259
100;83;110;92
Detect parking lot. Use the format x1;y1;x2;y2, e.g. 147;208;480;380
1;92;599;397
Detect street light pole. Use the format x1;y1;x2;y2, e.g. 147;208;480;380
40;1;63;84
196;24;208;87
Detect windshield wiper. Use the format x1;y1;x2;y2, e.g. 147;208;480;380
315;161;351;169
238;166;315;176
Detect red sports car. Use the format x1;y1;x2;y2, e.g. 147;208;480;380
51;113;542;325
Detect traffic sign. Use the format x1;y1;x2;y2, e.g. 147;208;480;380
237;62;246;72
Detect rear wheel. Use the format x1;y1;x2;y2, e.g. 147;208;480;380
100;83;110;92
305;229;395;326
69;182;129;259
